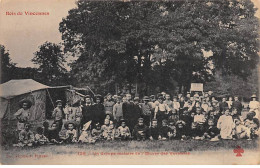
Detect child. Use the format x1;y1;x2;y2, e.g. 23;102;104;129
64;122;77;143
244;112;260;139
149;119;160;140
232;108;243;122
167;119;177;139
79;121;95;143
132;118;148;141
102;119;116;140
175;120;187;140
42;121;50;139
91;123;103;141
154;96;171;128
48;122;62;144
203;119;220;141
173;96;180;113
233;119;252;140
117;119;131;140
159;119;173;140
14;123;35;147
189;122;204;140
35;127;49;145
208;110;217;125
52;100;64;131
194;108;206;124
217;109;235;139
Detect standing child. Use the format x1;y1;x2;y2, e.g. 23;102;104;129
149;119;160;140
35;127;49;145
155;96;171;128
132;118;148;141
117;119;131;140
217;109;235;139
52;100;64;131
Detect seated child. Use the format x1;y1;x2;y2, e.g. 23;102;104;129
117;119;131;140
35;127;49;145
194;108;206;124
48;121;62;144
232;108;243;122
175;120;187;140
159;119;173;140
233;119;252;140
167;119;177;139
79;121;95;143
43;121;50;139
133;118;148;141
14;123;35;147
64;122;77;143
149;119;160;140
208;110;217;125
217;109;235;139
189;122;204;140
91;123;103;141
180;109;193;132
244;112;259;138
203;119;220;141
102;119;116;140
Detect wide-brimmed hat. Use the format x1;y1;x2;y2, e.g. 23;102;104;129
251;94;257;98
143;96;150;101
64;120;77;129
175;120;186;126
19;99;32;108
56;100;62;104
134;97;140;101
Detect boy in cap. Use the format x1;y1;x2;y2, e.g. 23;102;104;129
104;93;115;118
14;99;32;131
154;96;171;128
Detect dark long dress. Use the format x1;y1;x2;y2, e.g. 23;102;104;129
122;102;141;131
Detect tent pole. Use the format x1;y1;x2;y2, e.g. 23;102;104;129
47;89;55;109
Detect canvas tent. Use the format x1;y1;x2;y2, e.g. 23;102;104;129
0;79;50;122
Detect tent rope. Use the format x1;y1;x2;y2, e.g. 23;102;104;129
86;86;95;96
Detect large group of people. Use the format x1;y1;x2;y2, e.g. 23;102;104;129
13;91;260;147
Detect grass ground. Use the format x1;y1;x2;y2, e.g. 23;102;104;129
0;139;259;164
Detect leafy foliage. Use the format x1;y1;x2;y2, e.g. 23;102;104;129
59;0;259;95
32;42;69;85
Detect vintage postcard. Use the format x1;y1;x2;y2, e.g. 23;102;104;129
0;0;260;165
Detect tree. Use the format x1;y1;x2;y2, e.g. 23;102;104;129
32;42;68;85
60;0;259;95
0;44;16;83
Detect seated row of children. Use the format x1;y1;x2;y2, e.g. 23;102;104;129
14;108;259;146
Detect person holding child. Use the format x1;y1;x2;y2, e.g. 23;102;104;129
14;99;32;131
15;123;35;147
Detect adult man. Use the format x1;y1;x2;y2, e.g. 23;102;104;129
81;95;94;127
122;94;136;131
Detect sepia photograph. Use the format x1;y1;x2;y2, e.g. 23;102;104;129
0;0;260;165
